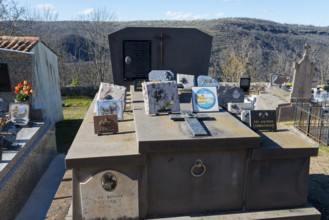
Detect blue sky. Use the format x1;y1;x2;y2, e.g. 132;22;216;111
18;0;329;26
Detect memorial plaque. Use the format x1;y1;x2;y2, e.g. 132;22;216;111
94;115;118;134
142;81;180;115
123;40;151;79
227;102;254;114
95;83;127;112
149;70;174;81
80;170;138;219
0;121;17;148
197;75;220;87
271;74;290;87
192;87;219;112
177;74;195;89
241;110;250;123
249;110;277;131
134;79;146;92
96;100;123;121
217;86;245;108
0;136;2;162
9;103;29;126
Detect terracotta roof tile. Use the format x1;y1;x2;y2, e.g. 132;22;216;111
0;36;39;52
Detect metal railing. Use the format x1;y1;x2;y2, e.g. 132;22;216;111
294;101;329;145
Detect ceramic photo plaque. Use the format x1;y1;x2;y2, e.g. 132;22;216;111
9;103;29;126
96;100;123;121
192;87;219;112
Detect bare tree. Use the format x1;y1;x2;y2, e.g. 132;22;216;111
73;8;116;86
0;0;26;35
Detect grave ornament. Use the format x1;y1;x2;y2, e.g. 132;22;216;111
169;110;213;137
249;110;277;131
80;170;138;219
0;120;17;148
192;87;219;112
149;70;175;82
197;75;220;87
93;115;118;135
96;100;123;121
142;81;180;115
217;86;244;108
177;74;195;89
95;83;127;112
227;102;254;114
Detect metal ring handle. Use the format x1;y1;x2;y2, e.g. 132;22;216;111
190;159;206;177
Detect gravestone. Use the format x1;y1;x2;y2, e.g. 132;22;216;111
149;70;174;81
217;87;245;108
227;102;254;114
249;110;277;131
290;44;315;102
80;170;138;219
142;81;180;114
197;75;220;87
109;27;213;87
271;74;290;87
95;83;127;112
97;83;126;102
177;74;195;89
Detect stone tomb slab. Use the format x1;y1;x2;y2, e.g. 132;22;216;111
80;170;138;219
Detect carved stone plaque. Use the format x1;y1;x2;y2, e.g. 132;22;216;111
80;170;139;219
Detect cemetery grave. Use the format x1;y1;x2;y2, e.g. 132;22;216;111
64;28;322;219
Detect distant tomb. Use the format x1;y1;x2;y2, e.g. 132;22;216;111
271;74;290;87
109;27;212;87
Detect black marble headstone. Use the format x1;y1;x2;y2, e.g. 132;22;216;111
0;121;17;148
249;110;277;131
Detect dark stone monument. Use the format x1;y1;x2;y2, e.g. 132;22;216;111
109;27;213;88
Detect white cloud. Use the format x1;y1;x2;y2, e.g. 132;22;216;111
36;3;57;13
78;8;95;16
165;10;210;20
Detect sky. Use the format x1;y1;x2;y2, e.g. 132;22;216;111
17;0;329;26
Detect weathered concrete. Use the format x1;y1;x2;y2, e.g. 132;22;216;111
0;121;57;220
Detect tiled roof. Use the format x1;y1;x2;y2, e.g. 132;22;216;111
0;36;39;52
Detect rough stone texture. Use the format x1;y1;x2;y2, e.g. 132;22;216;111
97;83;126;101
0;121;57;220
290;44;315;102
142;81;180;114
109;27;213;87
217;86;244;108
177;73;195;89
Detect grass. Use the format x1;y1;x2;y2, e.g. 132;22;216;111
55;96;93;153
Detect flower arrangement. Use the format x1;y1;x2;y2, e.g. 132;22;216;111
14;80;33;102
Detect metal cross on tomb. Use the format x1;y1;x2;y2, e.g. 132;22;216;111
155;32;169;68
169;110;212;137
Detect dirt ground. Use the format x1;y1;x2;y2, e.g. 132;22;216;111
46;146;329;220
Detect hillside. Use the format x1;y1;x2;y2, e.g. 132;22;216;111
9;18;329;85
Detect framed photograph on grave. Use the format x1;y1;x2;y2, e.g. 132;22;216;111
9;103;29;126
93;115;118;135
192;87;219;112
96;100;123;121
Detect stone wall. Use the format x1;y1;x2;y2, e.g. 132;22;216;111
0;50;34;105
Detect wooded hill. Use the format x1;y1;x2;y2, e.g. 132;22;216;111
5;18;329;86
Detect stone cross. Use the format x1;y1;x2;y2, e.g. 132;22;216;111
169;110;212;137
